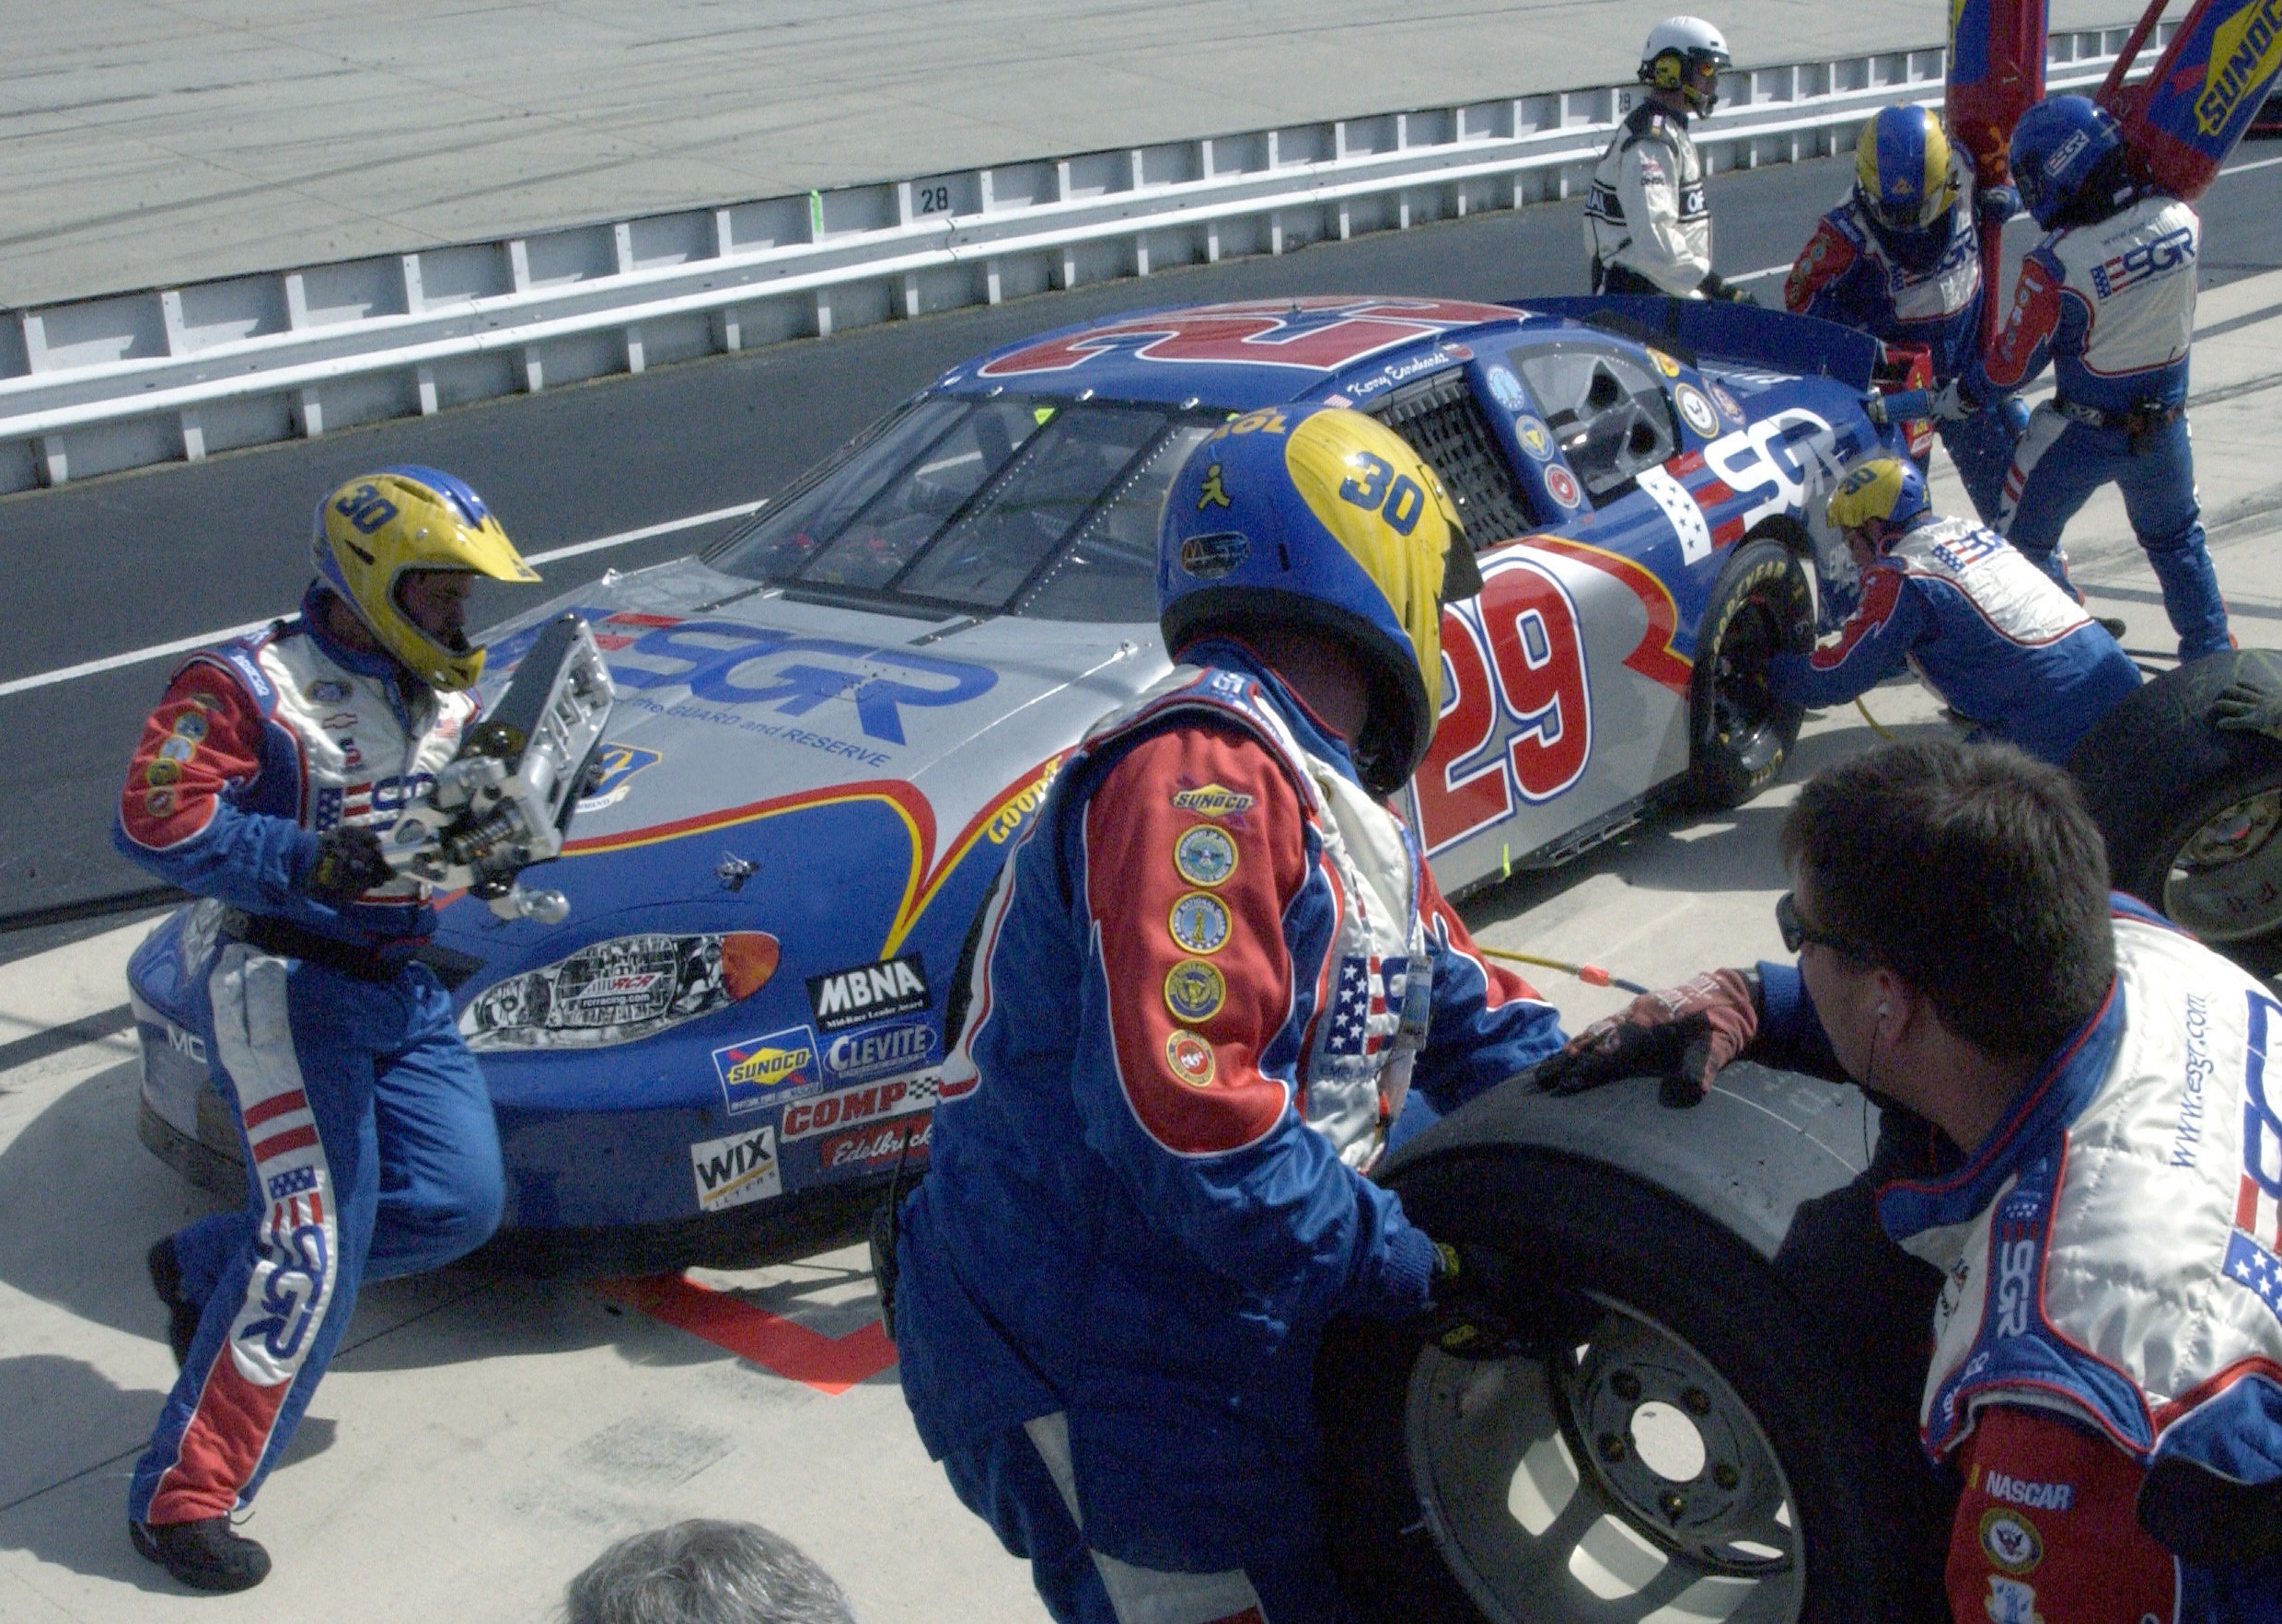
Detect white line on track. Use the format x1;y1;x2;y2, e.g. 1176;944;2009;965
0;499;762;700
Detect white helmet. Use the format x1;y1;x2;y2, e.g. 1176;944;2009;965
1640;16;1732;116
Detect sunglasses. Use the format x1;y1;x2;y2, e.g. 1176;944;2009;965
1776;891;1866;959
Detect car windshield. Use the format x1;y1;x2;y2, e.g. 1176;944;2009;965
708;395;1220;622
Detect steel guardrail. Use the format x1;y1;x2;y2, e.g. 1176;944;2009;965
0;24;2154;493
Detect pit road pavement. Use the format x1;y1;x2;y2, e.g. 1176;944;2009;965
7;175;2282;1624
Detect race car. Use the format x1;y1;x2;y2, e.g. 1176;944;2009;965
125;292;1907;1272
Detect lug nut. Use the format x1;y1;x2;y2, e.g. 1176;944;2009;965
1713;1462;1740;1490
1611;1371;1641;1401
1597;1433;1628;1464
1682;1386;1713;1416
1660;1491;1687;1521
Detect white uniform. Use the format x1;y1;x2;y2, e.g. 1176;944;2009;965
1584;101;1712;296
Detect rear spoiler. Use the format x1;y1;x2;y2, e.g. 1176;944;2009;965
1511;296;1882;392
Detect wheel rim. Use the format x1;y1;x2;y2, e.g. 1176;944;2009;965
1404;1297;1804;1624
1709;600;1787;776
2161;786;2282;944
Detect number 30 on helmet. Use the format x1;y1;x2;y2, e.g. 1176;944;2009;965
1158;406;1481;797
312;465;539;690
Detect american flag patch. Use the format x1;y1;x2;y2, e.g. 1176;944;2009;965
1325;956;1407;1058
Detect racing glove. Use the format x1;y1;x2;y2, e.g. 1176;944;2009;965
1928;376;1978;423
1533;968;1762;1106
1418;1242;1596;1361
1975;183;2021;228
301;825;393;907
1697;271;1757;307
2211;676;2282;741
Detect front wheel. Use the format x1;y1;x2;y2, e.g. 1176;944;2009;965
1317;1143;1945;1623
2070;649;2282;974
1686;539;1813;808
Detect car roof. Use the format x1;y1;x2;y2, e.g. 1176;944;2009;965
937;295;1546;409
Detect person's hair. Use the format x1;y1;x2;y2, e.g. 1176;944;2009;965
1778;740;2114;1059
563;1520;856;1624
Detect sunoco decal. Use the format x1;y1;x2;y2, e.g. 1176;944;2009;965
712;1024;823;1114
806;954;931;1033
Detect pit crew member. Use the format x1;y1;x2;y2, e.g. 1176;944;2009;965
1785;105;2025;524
1934;94;2230;659
1540;739;2282;1621
117;467;540;1592
889;407;1570;1622
1585;17;1757;301
1767;457;2140;766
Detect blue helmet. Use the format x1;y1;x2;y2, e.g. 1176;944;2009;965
1854;106;1960;237
2010;95;2126;230
1159;405;1479;795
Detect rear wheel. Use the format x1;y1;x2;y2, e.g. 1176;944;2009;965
1687;539;1813;808
2070;649;2282;973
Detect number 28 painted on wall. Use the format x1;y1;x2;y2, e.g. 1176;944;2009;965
1411;555;1592;854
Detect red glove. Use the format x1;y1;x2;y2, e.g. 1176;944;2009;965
1533;969;1761;1106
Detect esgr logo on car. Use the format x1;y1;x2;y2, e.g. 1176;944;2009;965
806;954;930;1033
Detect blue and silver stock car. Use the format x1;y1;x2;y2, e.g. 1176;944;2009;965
127;293;1906;1271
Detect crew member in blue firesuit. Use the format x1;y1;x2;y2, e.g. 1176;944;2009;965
117;468;540;1592
1769;456;2140;766
1785;104;2025;525
1537;739;2282;1623
1930;93;2230;659
886;406;1570;1623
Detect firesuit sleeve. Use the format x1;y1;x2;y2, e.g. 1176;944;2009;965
1946;1406;2180;1624
1750;958;1846;1080
1619;133;1715;297
1767;565;1925;711
1783;214;1874;324
1382;870;1567;1150
114;660;321;916
1071;723;1440;1322
1969;243;2079;400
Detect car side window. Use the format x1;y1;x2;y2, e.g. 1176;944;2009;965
1512;342;1678;505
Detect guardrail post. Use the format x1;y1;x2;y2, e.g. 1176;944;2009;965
1335;122;1353;239
24;307;64;484
711;210;743;353
158;291;206;462
504;242;544;392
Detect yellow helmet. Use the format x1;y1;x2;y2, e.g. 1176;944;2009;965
1159;406;1478;795
312;466;539;690
1854;106;1959;235
1826;456;1929;536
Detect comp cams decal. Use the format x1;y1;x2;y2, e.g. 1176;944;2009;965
712;1025;824;1114
779;1073;932;1141
690;1123;782;1212
807;954;931;1033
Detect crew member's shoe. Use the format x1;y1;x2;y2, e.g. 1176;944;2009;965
131;1518;272;1593
145;1237;200;1369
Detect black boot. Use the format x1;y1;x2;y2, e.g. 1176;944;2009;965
146;1237;200;1369
131;1517;272;1592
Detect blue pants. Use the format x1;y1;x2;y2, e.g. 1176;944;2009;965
129;945;501;1525
1999;403;2231;659
1938;400;2025;528
938;1414;1356;1624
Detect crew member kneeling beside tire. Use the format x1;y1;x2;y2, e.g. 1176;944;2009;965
1540;739;2282;1620
1768;456;2141;767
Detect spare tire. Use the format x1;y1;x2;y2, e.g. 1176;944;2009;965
1317;1067;1951;1624
1687;538;1813;808
2069;648;2282;974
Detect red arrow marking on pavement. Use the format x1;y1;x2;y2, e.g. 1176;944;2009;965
596;1274;898;1396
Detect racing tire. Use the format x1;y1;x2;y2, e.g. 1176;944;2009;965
1318;1133;1947;1624
1686;538;1813;809
2070;647;2282;975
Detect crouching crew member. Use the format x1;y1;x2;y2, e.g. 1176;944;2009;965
889;408;1570;1622
1785;105;2024;524
1932;94;2229;659
1541;740;2282;1622
1770;457;2140;766
118;468;540;1592
1586;17;1757;302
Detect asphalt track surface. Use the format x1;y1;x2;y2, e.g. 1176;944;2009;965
9;148;2282;953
